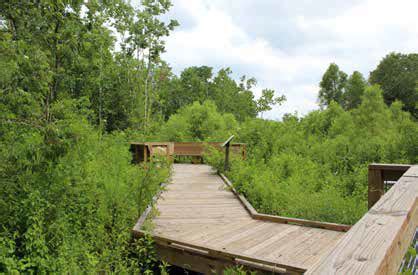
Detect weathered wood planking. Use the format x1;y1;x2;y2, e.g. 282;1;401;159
134;164;346;273
307;165;418;275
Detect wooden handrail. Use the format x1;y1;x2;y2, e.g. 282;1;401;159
130;140;246;164
368;163;412;209
307;164;418;275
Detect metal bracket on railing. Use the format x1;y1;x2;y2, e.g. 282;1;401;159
222;135;234;171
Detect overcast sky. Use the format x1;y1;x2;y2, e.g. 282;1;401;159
159;0;418;119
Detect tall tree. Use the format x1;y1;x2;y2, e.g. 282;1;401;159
256;89;286;117
369;52;418;118
318;63;347;108
126;0;178;132
343;71;367;110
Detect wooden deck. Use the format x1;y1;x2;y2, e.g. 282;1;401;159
136;164;346;273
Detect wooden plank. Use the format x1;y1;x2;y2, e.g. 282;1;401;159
187;221;258;244
134;230;306;274
235;259;287;274
155;242;231;274
368;163;411;171
243;226;301;255
404;165;418;177
266;229;342;268
156;243;289;274
208;222;272;247
253;213;351;232
306;175;418;275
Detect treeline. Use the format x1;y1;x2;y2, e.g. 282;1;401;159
318;53;418;117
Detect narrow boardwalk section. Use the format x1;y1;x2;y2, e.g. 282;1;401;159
149;164;345;273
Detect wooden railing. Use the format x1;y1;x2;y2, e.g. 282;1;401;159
130;139;246;164
368;163;412;209
307;164;418;274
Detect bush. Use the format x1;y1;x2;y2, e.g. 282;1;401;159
221;86;417;225
0;99;169;273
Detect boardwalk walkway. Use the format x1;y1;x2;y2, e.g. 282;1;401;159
141;164;346;273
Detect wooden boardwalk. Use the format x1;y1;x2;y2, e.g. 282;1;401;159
141;164;346;273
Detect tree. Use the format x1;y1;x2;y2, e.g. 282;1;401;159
343;71;367;110
256;89;286;117
126;0;179;132
369;52;418;118
179;66;213;103
318;63;347;108
161;67;281;122
159;100;238;141
211;69;258;121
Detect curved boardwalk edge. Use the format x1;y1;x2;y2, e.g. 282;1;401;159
218;173;351;232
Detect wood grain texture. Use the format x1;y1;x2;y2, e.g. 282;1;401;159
307;166;418;275
135;164;346;273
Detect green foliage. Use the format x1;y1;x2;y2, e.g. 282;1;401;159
0;97;169;273
256;88;286;117
369;52;418;118
161;66;283;122
159;100;238;141
214;86;418;225
318;63;348;107
344;71;367;110
224;265;256;275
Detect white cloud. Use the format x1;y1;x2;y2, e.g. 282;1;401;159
162;0;418;119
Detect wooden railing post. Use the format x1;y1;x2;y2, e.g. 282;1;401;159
222;135;234;171
368;163;412;209
368;166;383;209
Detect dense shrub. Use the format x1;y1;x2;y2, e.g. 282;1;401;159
207;86;418;225
0;99;169;273
158;100;238;141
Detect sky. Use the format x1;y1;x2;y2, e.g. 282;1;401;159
159;0;418;119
